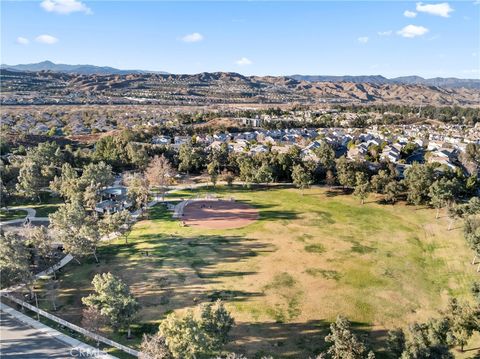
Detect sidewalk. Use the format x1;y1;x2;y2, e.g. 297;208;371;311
0;302;118;359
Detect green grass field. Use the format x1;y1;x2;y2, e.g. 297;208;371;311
34;186;479;358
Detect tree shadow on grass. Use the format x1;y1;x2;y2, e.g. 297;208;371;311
227;319;389;359
324;187;352;197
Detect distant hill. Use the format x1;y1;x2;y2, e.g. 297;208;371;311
290;74;480;89
1;68;479;106
1;60;169;75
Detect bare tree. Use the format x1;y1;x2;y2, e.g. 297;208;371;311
145;155;176;201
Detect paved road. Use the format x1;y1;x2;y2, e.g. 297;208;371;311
0;310;73;358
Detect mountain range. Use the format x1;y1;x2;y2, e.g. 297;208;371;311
290;75;480;89
1;67;479;106
0;60;169;76
1;61;479;89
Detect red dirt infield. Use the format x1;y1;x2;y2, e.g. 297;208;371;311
182;200;259;229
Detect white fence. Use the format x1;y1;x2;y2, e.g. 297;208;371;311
1;293;140;358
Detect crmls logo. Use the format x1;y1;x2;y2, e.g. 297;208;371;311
69;347;106;357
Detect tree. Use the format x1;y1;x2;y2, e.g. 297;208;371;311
16;158;44;200
221;170;235;187
403;163;435;205
125;173;150;211
401;322;453;359
17;142;63;200
291;165;312;193
207;160;220;188
140;333;173;359
178;144;205;174
50;163;81;202
99;210;132;244
371;170;390;194
198;300;235;350
82;272;139;338
27;226;58;278
81;307;108;345
0;231;32;291
238;157;256;187
353;172;370;205
80;161;114;189
145;155;176;201
324;316;374;359
429;178;457;219
442;298;479;351
471;282;480;304
386;329;406;359
335;157;356;189
255;163;273;186
384;180;402;204
49;201;100;263
325;169;336;187
159;300;234;358
314;142;336;171
464;216;480;270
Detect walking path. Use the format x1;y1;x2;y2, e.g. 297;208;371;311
0;206;37;227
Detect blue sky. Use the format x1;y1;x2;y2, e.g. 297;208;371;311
1;0;479;78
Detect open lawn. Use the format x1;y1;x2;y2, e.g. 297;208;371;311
33;186;479;358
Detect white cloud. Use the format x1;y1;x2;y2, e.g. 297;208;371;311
41;0;91;14
377;30;392;36
16;37;29;45
181;32;204;43
397;25;429;38
358;36;369;43
35;34;59;44
404;10;417;18
416;2;453;17
235;57;253;66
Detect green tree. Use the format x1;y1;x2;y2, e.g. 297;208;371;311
429;178;458;219
125;173;150;211
159;300;234;359
0;231;32;291
384;180;402;204
178;144;205;174
335;157;356;189
464;216;480;270
49;201;100;263
99;210;132;244
371;170;390;194
314;142;336;171
221;170;235;187
353;172;370;205
386;329;406;359
82;272;139;337
16;142;63;199
442;298;479;351
255;162;274;186
401;322;453;359
291;164;312;193
324;316;374;359
403;163;435;205
27;226;58;278
207;160;220;188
